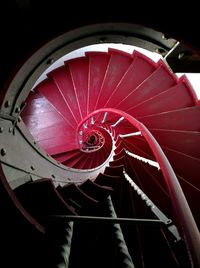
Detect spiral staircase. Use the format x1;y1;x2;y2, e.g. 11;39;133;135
0;46;200;268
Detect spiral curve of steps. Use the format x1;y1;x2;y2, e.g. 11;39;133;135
1;47;200;268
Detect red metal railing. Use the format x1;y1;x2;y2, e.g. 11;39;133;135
77;108;200;268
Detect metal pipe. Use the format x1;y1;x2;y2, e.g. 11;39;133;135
50;215;164;226
77;108;200;268
106;196;135;268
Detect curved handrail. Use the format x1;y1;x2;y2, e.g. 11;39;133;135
78;108;200;268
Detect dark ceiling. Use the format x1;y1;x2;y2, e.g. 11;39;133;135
0;0;199;88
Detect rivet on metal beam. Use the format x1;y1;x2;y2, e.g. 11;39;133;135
47;58;54;65
99;37;107;43
9;127;13;133
0;127;3;133
156;48;166;54
1;148;6;156
162;34;170;40
4;100;11;108
30;165;35;171
15;107;20;113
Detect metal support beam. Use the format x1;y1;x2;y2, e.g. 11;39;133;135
102;112;108;123
50;215;164;226
111;116;124;127
124;171;181;241
107;196;135;268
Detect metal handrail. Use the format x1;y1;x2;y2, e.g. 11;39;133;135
77;108;200;268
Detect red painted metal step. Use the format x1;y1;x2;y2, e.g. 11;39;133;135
52;149;80;163
109;155;126;167
48;65;82;124
161;147;200;191
105;50;157;108
129;76;198;117
14;178;76;226
95;49;133;110
37;131;77;155
125;154;173;217
62;151;84;168
116;61;177;111
94;173;121;188
79;152;95;169
176;174;200;228
79;179;114;201
67;57;89;119
21;90;54;117
86;52;110;114
36;78;77;128
115;136;156;161
69;153;87;169
139;106;200;131
57;183;99;207
127;134;200;200
150;129;200;159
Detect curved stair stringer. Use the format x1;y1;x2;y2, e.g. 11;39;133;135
0;117;115;189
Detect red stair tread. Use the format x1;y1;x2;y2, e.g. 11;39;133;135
53;149;80;163
77;154;94;169
94;173;121;188
62;151;84;168
95;149;106;168
138;106;200;131
72;153;89;169
104;165;124;177
21;94;55;117
117;137;156;161
113;148;126;160
114;139;124;154
125;155;173;217
38;134;77;155
150;129;200;159
125;154;166;193
87;52;110;114
48;65;82;123
67;57;89;119
123;134;200;190
35;139;76;156
23;110;67;132
129;78;198;117
109;155;126;167
79;179;114;201
177;175;200;227
57;183;99;207
116;62;177;111
105;51;157;108
161;146;200;191
81;152;96;169
24;89;42;100
36;78;77;128
30;122;74;142
14;178;77;225
95;49;133;109
90;147;109;168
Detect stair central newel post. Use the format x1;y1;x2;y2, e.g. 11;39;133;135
77;108;200;268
